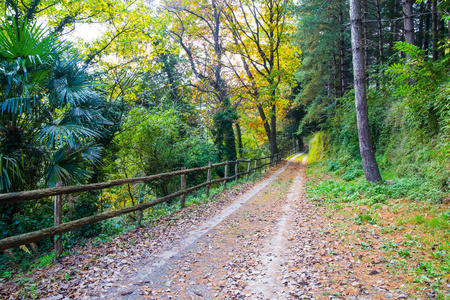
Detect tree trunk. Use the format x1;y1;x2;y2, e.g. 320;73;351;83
418;1;424;49
224;116;237;162
424;0;431;54
339;9;347;97
432;0;438;60
402;0;414;49
375;0;383;87
363;0;369;72
270;104;278;157
333;53;339;98
257;104;272;143
235;121;243;158
438;16;445;58
349;0;382;183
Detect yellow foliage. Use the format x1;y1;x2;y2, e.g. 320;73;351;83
19;245;31;255
308;132;326;163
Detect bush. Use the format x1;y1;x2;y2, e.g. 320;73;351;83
69;192;101;239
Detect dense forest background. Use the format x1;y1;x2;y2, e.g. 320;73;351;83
0;0;449;255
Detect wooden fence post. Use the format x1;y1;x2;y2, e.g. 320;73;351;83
54;181;63;259
206;161;212;198
180;167;186;208
253;159;257;176
246;160;251;179
223;162;228;189
235;161;239;181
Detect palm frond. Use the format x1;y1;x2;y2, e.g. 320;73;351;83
61;106;113;128
79;144;103;166
45;163;73;188
0;19;66;63
0;154;23;192
37;124;102;148
45;144;102;187
1;96;37;114
49;56;101;108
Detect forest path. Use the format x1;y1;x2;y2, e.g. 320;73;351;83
97;153;412;300
2;154;421;299
103;154;306;299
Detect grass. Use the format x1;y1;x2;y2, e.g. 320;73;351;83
305;159;450;297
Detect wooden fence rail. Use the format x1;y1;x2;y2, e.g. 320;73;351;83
0;150;298;253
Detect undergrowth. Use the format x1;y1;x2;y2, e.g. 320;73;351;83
306;160;450;297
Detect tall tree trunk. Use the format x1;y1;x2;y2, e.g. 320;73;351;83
224;115;237;162
339;9;347;97
349;0;382;183
375;0;383;87
418;1;424;49
257;104;272;144
402;0;414;49
363;0;369;72
235;121;243;158
333;53;339;98
424;0;431;54
270;104;278;157
432;0;438;60
211;0;237;163
375;0;383;64
438;16;445;58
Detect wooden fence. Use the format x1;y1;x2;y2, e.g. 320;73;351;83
0;149;298;255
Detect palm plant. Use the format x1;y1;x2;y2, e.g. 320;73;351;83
0;18;110;191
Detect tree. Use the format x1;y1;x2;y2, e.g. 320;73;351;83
0;18;112;242
0;19;109;191
113;107;217;196
402;0;414;48
225;0;299;156
349;0;382;182
167;0;237;162
292;0;349;137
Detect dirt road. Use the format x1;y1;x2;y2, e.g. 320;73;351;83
4;155;419;299
101;154;306;299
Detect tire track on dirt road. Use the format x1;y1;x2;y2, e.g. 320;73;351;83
242;156;306;299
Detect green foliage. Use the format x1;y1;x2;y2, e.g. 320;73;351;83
303;41;450;204
388;42;449;136
69;192;101;239
0;19;110;191
0;19;112;252
307;131;326;163
307;160;448;205
0;18;65;62
112;107;217;197
354;213;377;225
398;249;411;258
